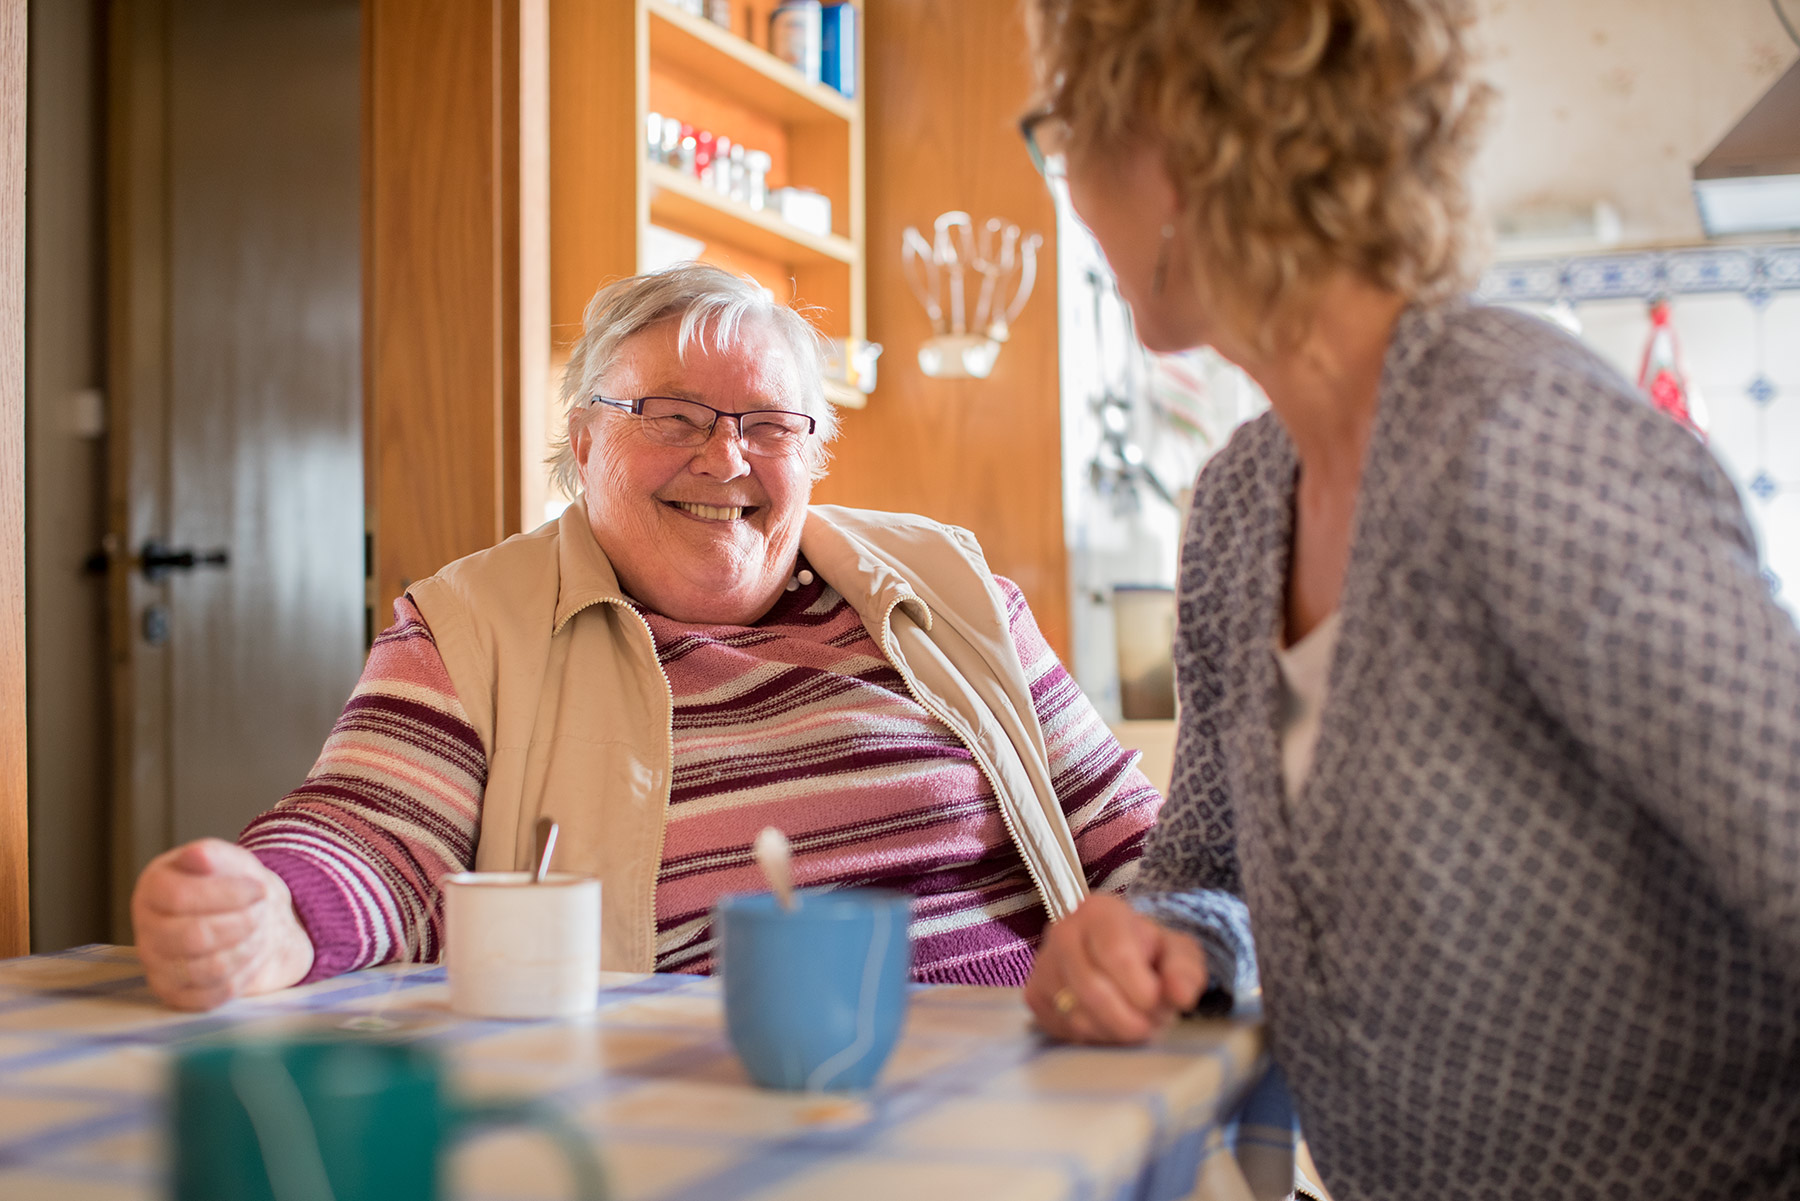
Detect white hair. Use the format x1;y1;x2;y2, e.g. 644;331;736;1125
547;263;839;497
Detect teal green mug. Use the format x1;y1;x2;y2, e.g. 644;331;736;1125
169;1035;608;1201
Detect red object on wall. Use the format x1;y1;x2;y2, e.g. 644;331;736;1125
1637;298;1706;440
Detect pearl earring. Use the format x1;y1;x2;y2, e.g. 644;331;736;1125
1151;224;1174;296
784;569;815;593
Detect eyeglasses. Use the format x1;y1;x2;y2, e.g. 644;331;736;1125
590;395;817;457
1019;106;1068;183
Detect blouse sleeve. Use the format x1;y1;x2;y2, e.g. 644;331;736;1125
239;597;488;982
1465;355;1800;965
1126;438;1262;1006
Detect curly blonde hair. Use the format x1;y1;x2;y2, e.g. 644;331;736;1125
1027;0;1494;343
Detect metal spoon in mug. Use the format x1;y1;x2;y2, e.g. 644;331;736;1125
753;826;797;911
533;815;559;883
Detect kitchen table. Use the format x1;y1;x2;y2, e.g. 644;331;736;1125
0;945;1294;1200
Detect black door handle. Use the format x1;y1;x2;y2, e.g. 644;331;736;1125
139;540;230;582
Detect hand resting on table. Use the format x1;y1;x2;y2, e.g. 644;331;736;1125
131;838;315;1011
1025;892;1208;1043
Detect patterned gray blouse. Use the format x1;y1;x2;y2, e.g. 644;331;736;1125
1134;300;1800;1200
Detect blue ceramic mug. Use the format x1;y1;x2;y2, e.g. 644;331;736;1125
170;1035;609;1201
715;889;912;1091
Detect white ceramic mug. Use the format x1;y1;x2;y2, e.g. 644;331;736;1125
442;872;601;1019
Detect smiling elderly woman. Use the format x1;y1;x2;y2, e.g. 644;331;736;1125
130;263;1162;1009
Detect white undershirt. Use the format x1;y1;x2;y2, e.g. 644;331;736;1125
1273;611;1342;803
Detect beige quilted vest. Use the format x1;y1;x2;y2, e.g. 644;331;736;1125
408;501;1088;972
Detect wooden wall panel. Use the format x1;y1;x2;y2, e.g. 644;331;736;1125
365;0;537;609
0;0;27;957
811;0;1067;657
548;0;640;352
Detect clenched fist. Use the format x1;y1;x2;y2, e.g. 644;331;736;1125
131;838;315;1010
1025;892;1207;1043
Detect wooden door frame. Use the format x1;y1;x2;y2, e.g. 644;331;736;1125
104;0;177;937
1;0;27;959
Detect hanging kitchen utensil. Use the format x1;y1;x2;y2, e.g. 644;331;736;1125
901;226;944;334
904;210;1043;380
986;232;1042;343
933;211;974;334
969;219;1019;336
1636;297;1707;440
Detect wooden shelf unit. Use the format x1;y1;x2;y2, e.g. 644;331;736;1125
647;1;856;125
646;163;855;265
550;0;867;406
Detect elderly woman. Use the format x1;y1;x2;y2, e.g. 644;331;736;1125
1020;0;1800;1198
133;263;1160;1009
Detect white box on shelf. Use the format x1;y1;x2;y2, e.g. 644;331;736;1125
770;187;832;238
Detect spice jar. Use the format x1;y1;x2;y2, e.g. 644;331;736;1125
744;149;772;210
769;0;822;84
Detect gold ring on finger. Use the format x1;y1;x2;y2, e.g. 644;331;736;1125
1052;987;1078;1016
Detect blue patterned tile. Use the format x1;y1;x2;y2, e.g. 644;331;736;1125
1478;260;1562;304
1749;376;1778;407
1750;471;1780;501
1478;243;1800;308
1666;248;1756;293
1565;254;1663;301
1764;246;1800;289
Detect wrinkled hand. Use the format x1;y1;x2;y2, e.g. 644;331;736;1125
131;838;315;1011
1025;892;1207;1043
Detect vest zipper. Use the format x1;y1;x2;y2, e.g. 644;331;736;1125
876;598;1065;922
558;596;677;970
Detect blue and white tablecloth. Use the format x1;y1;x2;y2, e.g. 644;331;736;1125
0;945;1293;1201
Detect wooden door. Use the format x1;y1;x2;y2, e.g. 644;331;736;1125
107;0;365;930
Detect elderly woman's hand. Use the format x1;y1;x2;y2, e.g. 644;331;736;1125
1025;892;1206;1043
131;838;315;1011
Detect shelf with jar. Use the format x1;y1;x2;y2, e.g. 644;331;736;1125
549;0;870;426
649;1;857;123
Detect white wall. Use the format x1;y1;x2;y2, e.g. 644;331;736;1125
1472;0;1795;247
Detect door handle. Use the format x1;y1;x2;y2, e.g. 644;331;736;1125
138;540;230;582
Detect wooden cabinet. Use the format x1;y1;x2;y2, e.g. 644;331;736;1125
549;0;865;406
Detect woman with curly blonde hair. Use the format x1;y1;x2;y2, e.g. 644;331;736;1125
1021;1;1800;1198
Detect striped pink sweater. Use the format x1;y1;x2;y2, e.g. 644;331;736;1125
242;573;1160;986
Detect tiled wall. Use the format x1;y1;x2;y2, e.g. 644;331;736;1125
1480;242;1800;609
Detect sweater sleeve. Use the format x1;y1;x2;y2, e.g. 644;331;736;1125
1464;353;1800;965
239;597;487;982
995;577;1163;893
